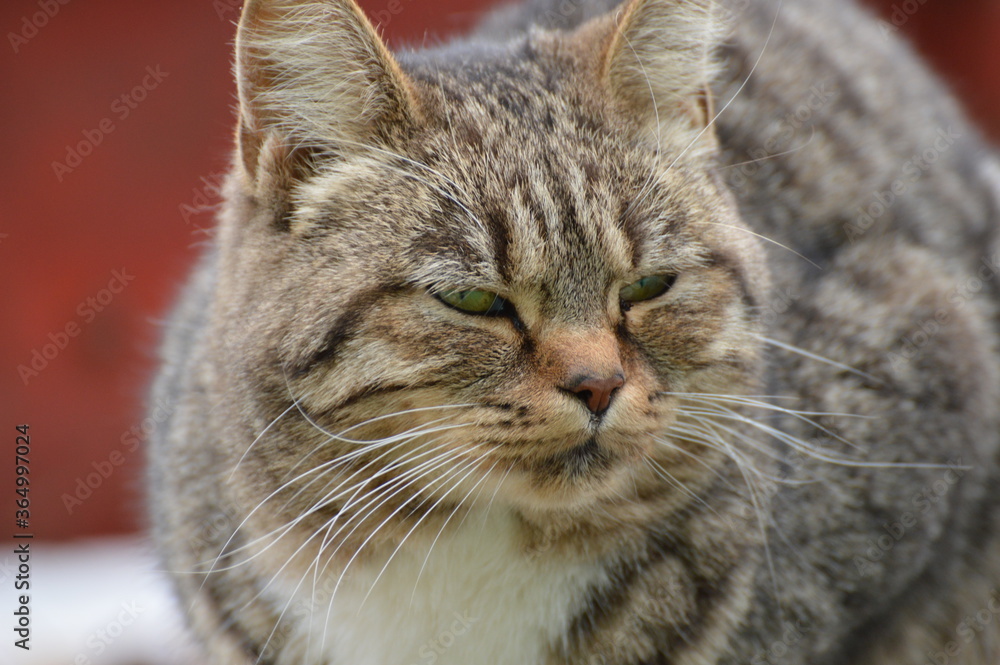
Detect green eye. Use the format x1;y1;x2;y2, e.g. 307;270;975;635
619;275;675;304
437;288;510;315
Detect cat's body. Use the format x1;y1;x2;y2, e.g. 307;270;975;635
149;0;1000;663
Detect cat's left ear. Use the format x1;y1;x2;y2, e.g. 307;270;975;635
235;0;419;195
594;0;723;156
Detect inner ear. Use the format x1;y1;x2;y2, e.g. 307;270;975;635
234;0;420;197
589;0;723;152
694;84;715;128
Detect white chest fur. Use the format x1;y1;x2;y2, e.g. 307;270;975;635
283;509;605;665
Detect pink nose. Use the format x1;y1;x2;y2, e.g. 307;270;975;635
562;372;625;415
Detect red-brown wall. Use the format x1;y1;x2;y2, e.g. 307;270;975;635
3;0;997;541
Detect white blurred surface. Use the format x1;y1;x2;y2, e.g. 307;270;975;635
1;536;200;665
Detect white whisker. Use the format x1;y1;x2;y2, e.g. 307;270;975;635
644;458;719;517
701;221;822;270
668;0;784;171
668;393;868;453
229;401;299;481
756;335;881;384
406;455;501;606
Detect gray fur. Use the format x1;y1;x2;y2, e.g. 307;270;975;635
148;0;1000;663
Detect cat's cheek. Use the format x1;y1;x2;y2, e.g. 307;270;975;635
627;285;753;375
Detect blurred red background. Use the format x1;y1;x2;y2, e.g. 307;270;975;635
3;0;998;542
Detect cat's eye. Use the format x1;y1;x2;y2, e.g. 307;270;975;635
437;288;510;316
619;275;676;304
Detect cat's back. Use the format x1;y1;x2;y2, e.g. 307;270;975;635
713;0;1000;276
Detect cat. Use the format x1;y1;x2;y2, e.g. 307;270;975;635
147;0;1000;663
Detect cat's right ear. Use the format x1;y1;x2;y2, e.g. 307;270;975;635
235;0;419;195
594;0;724;157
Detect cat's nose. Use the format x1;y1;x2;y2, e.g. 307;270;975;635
561;371;625;416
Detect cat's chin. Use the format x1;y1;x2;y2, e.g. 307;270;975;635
496;433;650;512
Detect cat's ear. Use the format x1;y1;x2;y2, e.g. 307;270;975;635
597;0;723;155
235;0;418;190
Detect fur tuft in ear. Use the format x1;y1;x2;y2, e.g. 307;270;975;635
235;0;419;189
601;0;725;155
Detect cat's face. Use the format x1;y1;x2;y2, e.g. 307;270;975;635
213;0;768;522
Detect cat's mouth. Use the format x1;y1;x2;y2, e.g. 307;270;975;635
491;428;653;510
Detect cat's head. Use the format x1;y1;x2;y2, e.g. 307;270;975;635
212;0;769;521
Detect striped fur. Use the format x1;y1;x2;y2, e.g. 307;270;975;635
149;0;1000;663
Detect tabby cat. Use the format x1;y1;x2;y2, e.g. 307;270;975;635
148;0;1000;663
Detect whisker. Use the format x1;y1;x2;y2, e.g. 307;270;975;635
720;125;818;170
669;394;868;454
242;442;468;650
700;221;822;270
756;335;881;384
282;411;463;480
279;420;474;508
478;460;516;534
685;406;958;470
659;391;870;418
313;442;469;568
347;451;490;611
667;0;784;171
680;409;840;472
406;454;501;606
229;401;298;481
651;434;737;490
643;458;720;517
618;22;665;220
319;450;489;654
294;441;468;625
667;420;795;485
199;423;476;577
730;439;781;602
451;457;503;533
289;388;477;446
200;425;468;573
